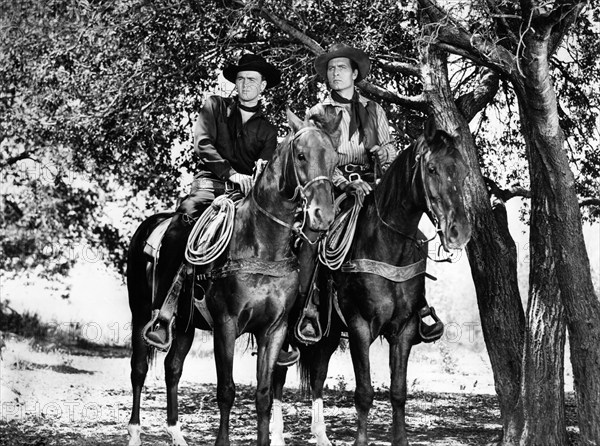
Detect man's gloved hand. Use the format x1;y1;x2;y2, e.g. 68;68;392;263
369;144;388;165
229;173;253;195
340;179;372;206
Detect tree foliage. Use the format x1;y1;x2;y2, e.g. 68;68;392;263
1;0;599;279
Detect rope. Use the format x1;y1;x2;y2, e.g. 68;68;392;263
184;195;236;266
318;194;362;270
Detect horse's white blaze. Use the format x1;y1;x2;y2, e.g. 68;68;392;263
166;423;188;446
270;399;286;445
127;423;142;446
311;398;331;446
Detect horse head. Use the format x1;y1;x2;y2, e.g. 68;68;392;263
420;119;472;250
283;109;341;232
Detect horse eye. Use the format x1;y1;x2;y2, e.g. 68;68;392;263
427;164;436;174
298;153;306;161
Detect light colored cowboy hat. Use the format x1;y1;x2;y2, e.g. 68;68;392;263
223;53;281;88
314;43;371;82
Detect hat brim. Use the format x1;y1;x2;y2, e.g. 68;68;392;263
315;47;370;83
223;61;281;89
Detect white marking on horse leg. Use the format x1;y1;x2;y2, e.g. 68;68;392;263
166;423;188;446
127;424;142;446
311;398;331;446
270;399;286;445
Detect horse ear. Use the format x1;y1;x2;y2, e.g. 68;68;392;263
328;111;344;149
286;108;304;133
423;116;455;148
423;116;436;144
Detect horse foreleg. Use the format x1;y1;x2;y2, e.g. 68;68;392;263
309;328;341;446
214;321;237;446
128;320;151;446
348;321;374;446
164;325;195;446
388;323;416;446
256;325;287;446
270;363;288;446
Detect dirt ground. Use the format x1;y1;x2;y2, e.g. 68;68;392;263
0;336;581;446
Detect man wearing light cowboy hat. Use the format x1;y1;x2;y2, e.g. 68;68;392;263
307;43;396;202
304;43;444;343
146;53;301;364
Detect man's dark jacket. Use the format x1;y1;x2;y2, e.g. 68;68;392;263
193;96;278;180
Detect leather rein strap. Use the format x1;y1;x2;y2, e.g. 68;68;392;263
250;127;332;243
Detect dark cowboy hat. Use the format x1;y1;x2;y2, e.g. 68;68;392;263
314;43;371;82
223;53;281;88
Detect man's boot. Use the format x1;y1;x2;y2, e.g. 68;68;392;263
417;306;444;343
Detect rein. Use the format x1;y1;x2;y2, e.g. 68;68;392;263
250;126;332;244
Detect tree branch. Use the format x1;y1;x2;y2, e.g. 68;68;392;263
418;0;518;78
485;0;519;51
376;59;421;77
0;151;34;169
257;4;427;111
485;178;599;209
547;2;586;56
484;177;531;201
455;69;500;122
258;6;323;54
357;81;427;111
580;198;600;208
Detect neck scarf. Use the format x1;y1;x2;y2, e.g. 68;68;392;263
237;100;261;113
331;90;369;142
229;99;262;138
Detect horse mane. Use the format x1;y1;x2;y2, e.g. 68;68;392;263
375;136;425;220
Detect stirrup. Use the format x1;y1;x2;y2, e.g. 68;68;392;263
142;310;175;352
294;306;322;345
418;306;444;343
276;345;300;367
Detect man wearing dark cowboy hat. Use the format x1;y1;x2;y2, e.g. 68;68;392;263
146;53;300;365
302;43;444;343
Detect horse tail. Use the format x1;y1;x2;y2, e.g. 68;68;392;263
298;343;315;397
127;211;174;367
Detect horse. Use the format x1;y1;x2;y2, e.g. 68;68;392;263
126;109;341;446
270;119;472;446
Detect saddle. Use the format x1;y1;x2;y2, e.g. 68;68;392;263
142;198;237;351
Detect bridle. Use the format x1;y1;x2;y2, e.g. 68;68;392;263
251;126;333;244
373;141;458;262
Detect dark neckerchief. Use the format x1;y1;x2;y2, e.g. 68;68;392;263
229;99;262;138
238;100;261;113
331;90;369;142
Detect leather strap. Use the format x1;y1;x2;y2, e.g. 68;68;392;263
341;258;434;283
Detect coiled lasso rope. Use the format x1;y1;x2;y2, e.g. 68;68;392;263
318;194;362;270
185;195;236;266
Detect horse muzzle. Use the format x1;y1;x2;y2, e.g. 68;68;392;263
440;214;471;250
306;203;335;232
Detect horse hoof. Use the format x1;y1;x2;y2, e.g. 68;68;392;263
270;434;286;446
166;423;188;446
127;424;142;446
311;422;331;446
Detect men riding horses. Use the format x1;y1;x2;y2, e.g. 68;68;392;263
301;43;444;343
147;53;299;365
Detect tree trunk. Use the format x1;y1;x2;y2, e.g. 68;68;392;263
511;23;600;445
420;46;526;441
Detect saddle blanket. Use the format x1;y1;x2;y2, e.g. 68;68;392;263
143;217;173;259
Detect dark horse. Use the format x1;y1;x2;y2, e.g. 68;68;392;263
271;120;471;446
126;110;341;446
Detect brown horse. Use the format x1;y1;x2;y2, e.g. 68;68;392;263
271;119;471;446
126;110;341;446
